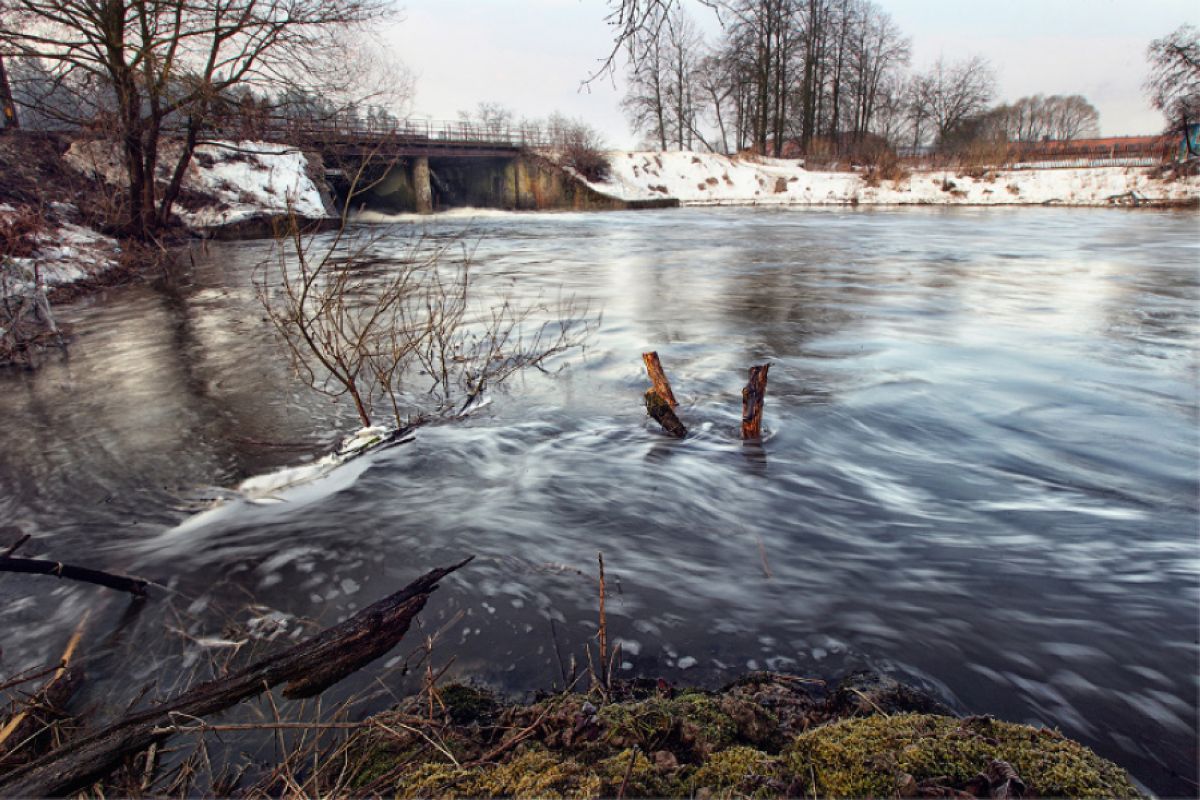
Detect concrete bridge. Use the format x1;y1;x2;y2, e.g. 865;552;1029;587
244;117;657;214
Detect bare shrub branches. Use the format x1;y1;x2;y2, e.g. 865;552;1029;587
256;217;597;429
1146;25;1200;134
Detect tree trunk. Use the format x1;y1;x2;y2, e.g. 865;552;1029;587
138;121;161;236
158;115;202;228
741;363;770;440
0;55;19;130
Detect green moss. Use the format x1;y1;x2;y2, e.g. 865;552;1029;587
785;714;1143;799
593;747;672;797
394;761;476;798
598;692;752;759
680;745;783;798
438;683;501;726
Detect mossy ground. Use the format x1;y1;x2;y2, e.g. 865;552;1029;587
322;673;1142;798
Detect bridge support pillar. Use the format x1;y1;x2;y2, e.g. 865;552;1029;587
413;156;433;214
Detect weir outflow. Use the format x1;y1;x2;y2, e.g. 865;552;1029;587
326;153;674;214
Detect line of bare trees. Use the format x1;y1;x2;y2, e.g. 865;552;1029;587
619;0;1114;160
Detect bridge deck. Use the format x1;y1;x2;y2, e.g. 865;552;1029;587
216;116;552;160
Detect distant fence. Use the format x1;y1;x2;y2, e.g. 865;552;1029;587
898;134;1177;171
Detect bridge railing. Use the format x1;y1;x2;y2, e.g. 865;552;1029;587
208;113;559;150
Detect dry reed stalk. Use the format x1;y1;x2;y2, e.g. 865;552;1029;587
0;610;88;754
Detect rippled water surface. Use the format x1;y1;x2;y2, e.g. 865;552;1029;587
1;207;1197;794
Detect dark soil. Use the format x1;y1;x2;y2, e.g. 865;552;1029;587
0;131;126;235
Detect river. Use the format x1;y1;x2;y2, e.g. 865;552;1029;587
0;206;1196;795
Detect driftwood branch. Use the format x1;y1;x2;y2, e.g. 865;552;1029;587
0;558;471;798
0;612;88;766
645;389;687;438
641;351;678;407
1;534;31;557
0;556;149;597
741;364;770;440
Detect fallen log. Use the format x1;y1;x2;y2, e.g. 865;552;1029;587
641;351;679;408
645;389;687;438
0;558;471;798
741;364;770;440
0;556;149;597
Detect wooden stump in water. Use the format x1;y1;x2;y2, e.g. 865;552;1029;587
642;351;679;408
741;364;770;440
645;389;687;438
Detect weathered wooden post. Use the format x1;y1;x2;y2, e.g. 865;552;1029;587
642;351;686;438
642;351;679;407
645;389;687;438
741;364;770;440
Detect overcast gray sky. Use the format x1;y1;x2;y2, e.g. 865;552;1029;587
384;0;1199;148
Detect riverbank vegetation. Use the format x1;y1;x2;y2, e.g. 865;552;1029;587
0;553;1144;799
302;673;1141;798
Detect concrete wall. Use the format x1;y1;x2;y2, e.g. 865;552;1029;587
335;154;675;214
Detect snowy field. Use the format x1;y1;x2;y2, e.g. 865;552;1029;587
590;151;1200;207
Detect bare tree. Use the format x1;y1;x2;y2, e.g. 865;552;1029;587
846;2;909;145
915;55;996;147
611;0;924;157
0;0;393;239
457;102;514;138
694;50;735;152
257;218;598;428
662;9;703;150
988;94;1099;142
1145;24;1200;137
622;8;671;150
1050;95;1101;140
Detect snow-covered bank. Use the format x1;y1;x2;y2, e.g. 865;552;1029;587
590;151;1200;207
66;139;333;228
0;202;121;295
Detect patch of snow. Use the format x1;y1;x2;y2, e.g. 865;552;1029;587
66;139;329;229
183;141;328;227
144;425;406;558
237;425;388;499
588;150;1200;207
0;203;121;298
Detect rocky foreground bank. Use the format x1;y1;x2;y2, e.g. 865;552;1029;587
319;672;1141;798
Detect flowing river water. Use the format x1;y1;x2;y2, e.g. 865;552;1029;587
0;206;1196;794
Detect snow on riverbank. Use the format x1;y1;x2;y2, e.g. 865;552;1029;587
0;202;121;296
66;139;331;228
590;151;1200;206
